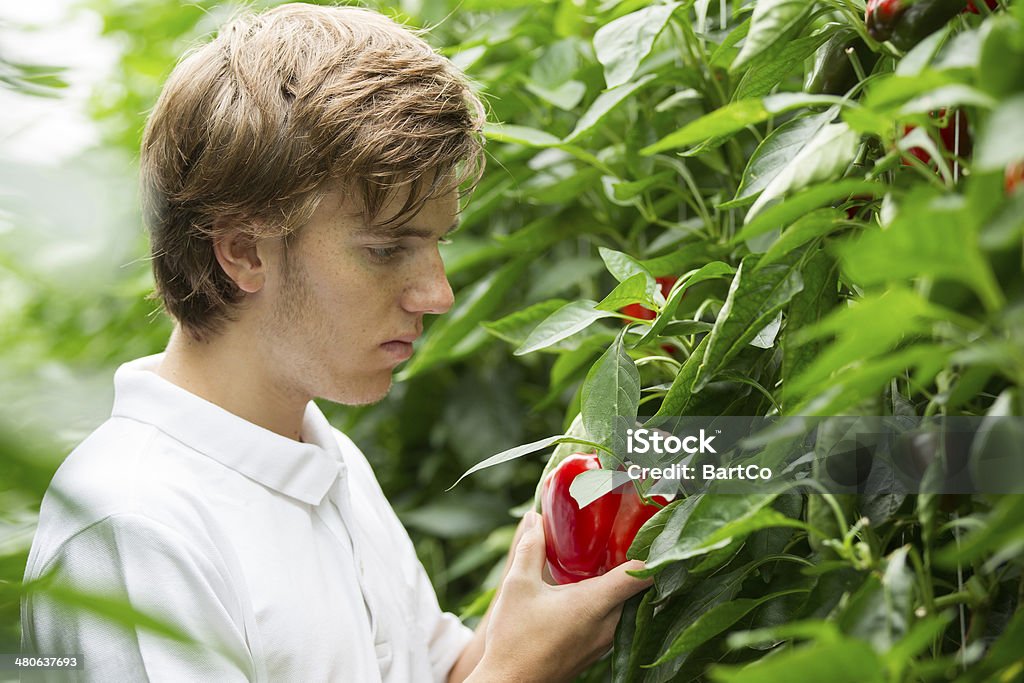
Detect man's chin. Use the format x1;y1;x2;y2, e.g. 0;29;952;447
324;377;393;407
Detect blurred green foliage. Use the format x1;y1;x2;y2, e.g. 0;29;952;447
2;0;1024;680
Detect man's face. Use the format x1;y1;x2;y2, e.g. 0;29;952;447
257;184;457;406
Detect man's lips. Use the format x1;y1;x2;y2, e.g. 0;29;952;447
385;334;420;344
380;334;419;361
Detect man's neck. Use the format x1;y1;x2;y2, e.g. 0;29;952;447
156;327;308;442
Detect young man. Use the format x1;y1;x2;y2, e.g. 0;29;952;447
21;4;651;682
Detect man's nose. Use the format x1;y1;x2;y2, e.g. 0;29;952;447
402;249;454;315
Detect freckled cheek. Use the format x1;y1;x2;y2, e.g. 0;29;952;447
337;270;408;315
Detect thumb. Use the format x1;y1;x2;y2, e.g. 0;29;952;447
589;560;654;608
507;511;547;579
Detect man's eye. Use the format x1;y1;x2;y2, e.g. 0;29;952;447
367;245;404;263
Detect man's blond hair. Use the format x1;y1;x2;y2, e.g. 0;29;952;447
140;3;485;341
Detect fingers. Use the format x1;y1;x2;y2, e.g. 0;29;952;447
582;560;654;612
509;514;531;552
508;511;547;580
497;513;538;589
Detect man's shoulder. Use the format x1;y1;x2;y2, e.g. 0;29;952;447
54;416;198;492
34;417;220;550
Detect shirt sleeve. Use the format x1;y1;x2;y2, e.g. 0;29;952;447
22;513;255;683
413;562;475;683
332;429;474;683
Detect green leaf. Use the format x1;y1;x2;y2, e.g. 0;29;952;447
527;257;605;299
952;607;1024;683
30;582;194;645
650;587;810;666
662;320;714;337
581;330;641;456
759;209;847;267
627;501;677;561
641;241;731;276
400;258;529;378
747;122;860;220
547;342;606;401
566;74;657;142
864;70;959;111
895;27;949;77
525;79;587;111
641;559;774;678
482;299;570;346
515;300;618;355
728;110;838;207
726;619;841;650
570;468;634;508
731;0;812;72
594;3;682;88
795;344;950;416
898;84;998;115
530;37;581;88
496;215;594;252
733;179;884;243
599;246;656;285
974;94;1024;172
695;255;804;392
710;18;751;67
935;494;1024;567
786;288;948;397
450;433;567;490
651;335;710;418
838;546;914;651
633;261;737;347
642;99;769;155
605;172;677;204
883;612;954;677
710;639;884;682
978;15;1024;99
483;122;561;147
400;497;510;538
597;273;656;312
839;190;1004;312
762;92;845;113
642;93;841;156
733;31;829;101
932;22;986;71
612;593;646;682
641;494;778;574
781;249;838;408
613;590;671;683
441;236;508;276
676;506;811;569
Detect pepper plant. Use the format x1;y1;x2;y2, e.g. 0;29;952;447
4;0;1023;679
436;0;1024;680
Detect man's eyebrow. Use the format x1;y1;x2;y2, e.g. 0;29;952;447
358;221;461;239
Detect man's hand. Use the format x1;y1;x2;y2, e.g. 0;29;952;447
464;511;653;683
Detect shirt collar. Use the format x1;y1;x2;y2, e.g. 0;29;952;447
110;353;343;506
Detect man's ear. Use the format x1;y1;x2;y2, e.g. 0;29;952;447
213;230;266;294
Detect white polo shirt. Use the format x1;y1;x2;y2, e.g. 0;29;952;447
22;354;473;682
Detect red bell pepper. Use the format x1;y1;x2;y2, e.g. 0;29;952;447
903;108;971;167
619;275;679;321
965;0;997;13
1006;160;1024;195
866;0;969;50
865;0;904;43
540;452;668;584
